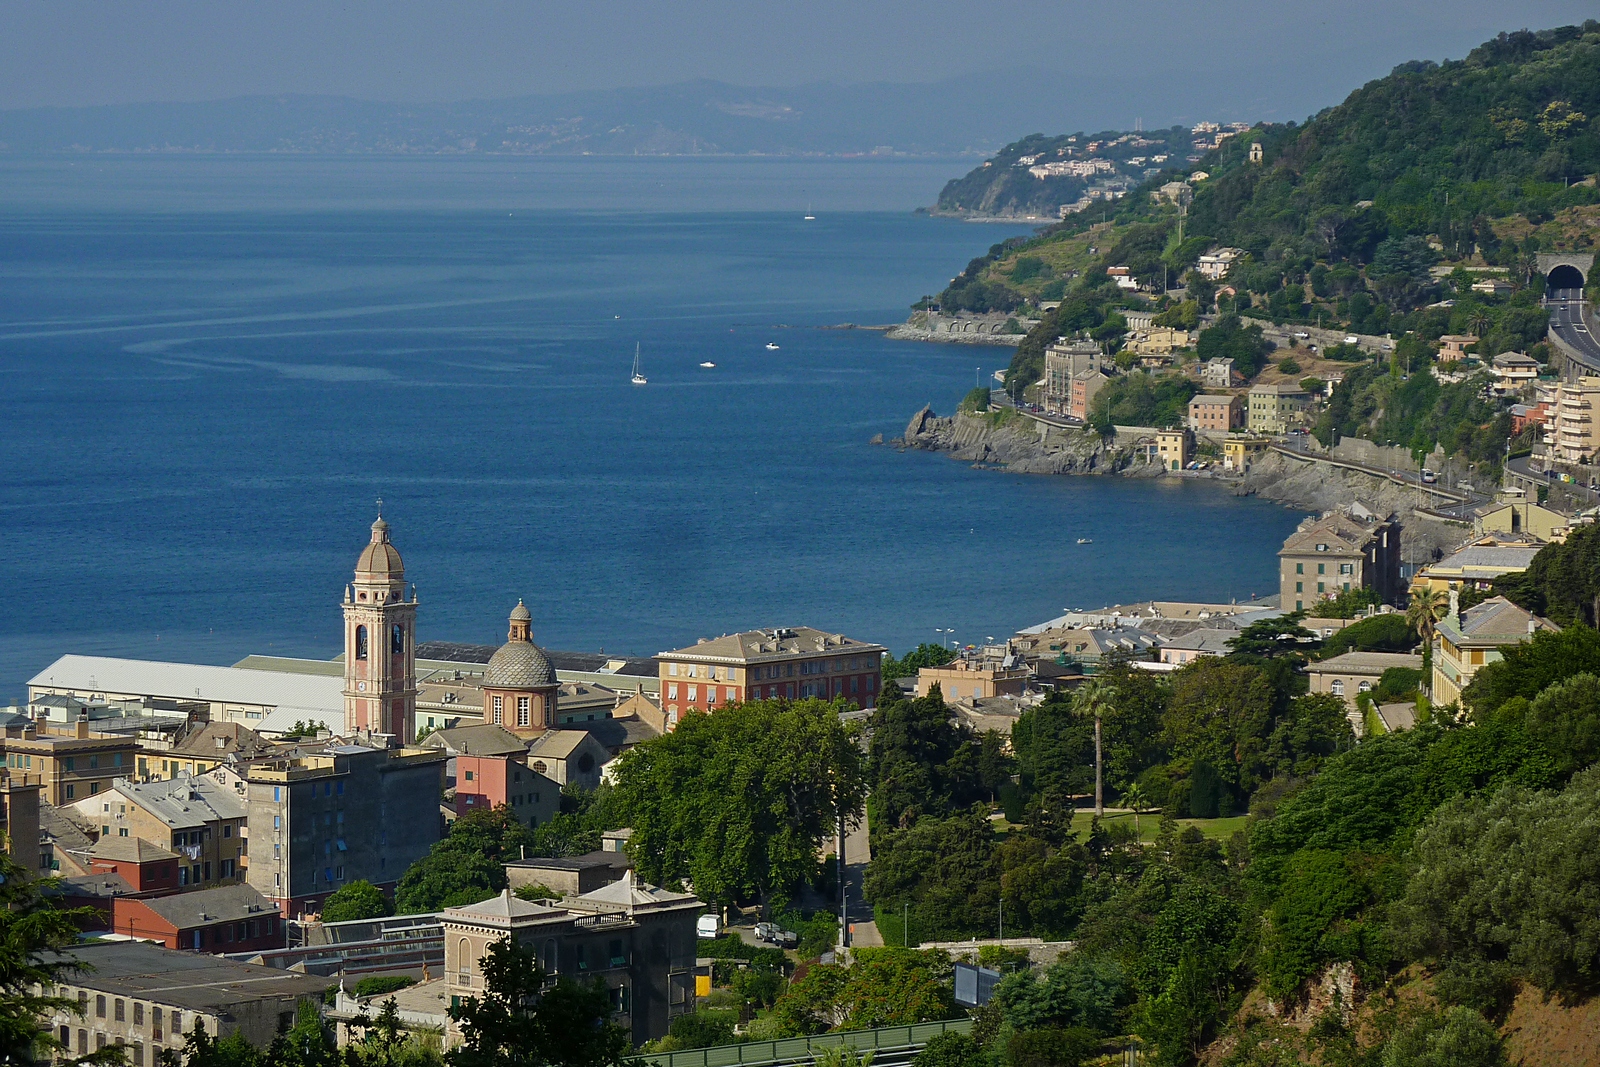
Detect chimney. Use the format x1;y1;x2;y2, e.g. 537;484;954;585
75;712;89;740
1528;618;1538;634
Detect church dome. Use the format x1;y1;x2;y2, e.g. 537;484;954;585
356;516;404;578
484;601;553;689
484;641;554;689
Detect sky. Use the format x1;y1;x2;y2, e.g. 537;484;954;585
0;0;1595;114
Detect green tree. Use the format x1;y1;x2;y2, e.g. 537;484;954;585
771;949;958;1035
396;806;535;913
1462;626;1600;716
1074;680;1118;816
0;852;130;1065
1319;613;1415;656
613;698;865;909
447;937;628;1067
320;880;393;923
1196;315;1273;378
1380;1007;1507;1067
882;644;954;681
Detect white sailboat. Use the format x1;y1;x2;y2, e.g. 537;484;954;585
631;343;648;385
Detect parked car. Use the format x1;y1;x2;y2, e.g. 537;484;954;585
1293;331;1311;339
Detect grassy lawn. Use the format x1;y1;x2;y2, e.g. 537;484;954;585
1073;810;1249;844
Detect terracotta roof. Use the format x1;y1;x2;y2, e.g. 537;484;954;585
1280;512;1386;557
169;722;276;761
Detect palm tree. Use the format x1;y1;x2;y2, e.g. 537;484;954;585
1122;782;1150;839
1467;308;1492;339
1073;680;1119;817
1407;587;1447;688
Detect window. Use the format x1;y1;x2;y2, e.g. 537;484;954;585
392;624;405;655
96;996;106;1018
134;1046;144;1067
115;999;125;1022
667;683;677;700
152;1008;162;1039
464;770;474;782
1339;563;1354;575
1331;679;1345;696
1317;582;1325;593
65;784;75;799
64;757;75;771
355;625;369;660
223;825;231;838
492;696;503;724
133;1003;143;1026
687;686;697;701
1317;563;1326;574
273;786;281;802
458;938;472;987
337;780;344;795
1357;681;1372;693
518;697;530;728
725;687;736;701
1295;582;1303;593
668;663;678;676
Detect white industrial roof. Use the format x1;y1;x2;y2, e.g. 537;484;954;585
29;655;344;720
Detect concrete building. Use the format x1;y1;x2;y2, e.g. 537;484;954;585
1247;383;1312;434
1188;393;1243;432
73;775;247;891
1156;429;1192;471
525;730;611;790
1432;594;1558;707
1042;341;1102;417
1490;351;1540;390
914;655;1031;702
1307;651;1423;708
1223;436;1269;471
243;742;446;918
1;777;43;874
1157;628;1237;665
1411;535;1543;597
42;940;329;1064
1548;376;1600;464
1437;334;1478;362
109;883;285;954
1;721;139;807
1201;357;1237;389
155;723;277;780
656;627;886;723
27;657;344;738
439;874;701;1047
1280;507;1403;611
1473;490;1571;541
1196;247;1243;280
504;848;633;899
1127;327;1193;355
82;837;182;895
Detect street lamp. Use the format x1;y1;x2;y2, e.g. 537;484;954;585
935;628;955;650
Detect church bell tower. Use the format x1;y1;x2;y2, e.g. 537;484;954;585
342;511;418;742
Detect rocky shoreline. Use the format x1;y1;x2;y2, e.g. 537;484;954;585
887;407;1467;558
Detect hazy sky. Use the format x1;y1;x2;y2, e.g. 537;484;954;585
0;0;1593;110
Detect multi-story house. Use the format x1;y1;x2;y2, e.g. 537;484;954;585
42;940;328;1065
440;873;702;1047
1432;593;1559;707
243;741;446;918
1247;383;1312;434
1042;341;1102;416
1195;247;1243;280
72;776;246;891
1548;376;1600;463
656;627;886;724
419;723;562;828
2;719;139;806
1279;507;1403;612
1156;429;1192;471
1188;393;1243;432
109;883;285;954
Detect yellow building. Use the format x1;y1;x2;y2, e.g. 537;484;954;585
1411;535;1543;598
1432;593;1558;707
1223;436;1269;471
1;720;140;807
1473;490;1573;541
1247;384;1311;433
916;657;1031;702
1549;377;1600;463
1128;327;1193;355
1157;429;1192;471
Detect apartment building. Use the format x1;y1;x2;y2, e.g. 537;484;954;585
1548;376;1600;463
657;627;886;722
914;656;1031;702
1279;507;1403;611
1247;383;1312;434
2;720;139;806
1432;594;1559;707
441;873;701;1047
1042;341;1103;417
109;884;285;954
72;776;247;891
1188;393;1243;432
243;741;446;917
42;940;329;1064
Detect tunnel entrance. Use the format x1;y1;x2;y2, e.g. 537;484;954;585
1547;263;1587;292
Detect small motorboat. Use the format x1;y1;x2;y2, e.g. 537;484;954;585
1077;538;1093;545
699;361;716;368
766;342;780;351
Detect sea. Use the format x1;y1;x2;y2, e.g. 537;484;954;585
0;155;1305;694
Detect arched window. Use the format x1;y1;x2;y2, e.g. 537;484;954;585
391;624;405;655
457;938;472;987
1331;679;1344;696
1358;680;1372;693
544;939;558;974
354;626;368;660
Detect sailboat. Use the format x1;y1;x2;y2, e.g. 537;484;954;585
630;344;648;385
803;202;815;220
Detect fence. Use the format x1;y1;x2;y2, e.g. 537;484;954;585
627;1019;973;1067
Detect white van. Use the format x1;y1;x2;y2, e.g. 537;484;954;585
696;913;721;939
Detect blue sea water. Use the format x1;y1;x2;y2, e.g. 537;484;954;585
0;156;1304;694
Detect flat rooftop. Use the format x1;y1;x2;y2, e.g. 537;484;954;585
55;941;331;1014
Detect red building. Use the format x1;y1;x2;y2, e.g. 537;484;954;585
110;884;285;953
85;836;182;895
656;626;887;725
419;724;562;828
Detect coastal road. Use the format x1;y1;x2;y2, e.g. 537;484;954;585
1547;287;1600;374
1273;436;1487;520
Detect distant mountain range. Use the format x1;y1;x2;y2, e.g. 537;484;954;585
0;73;1264;158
